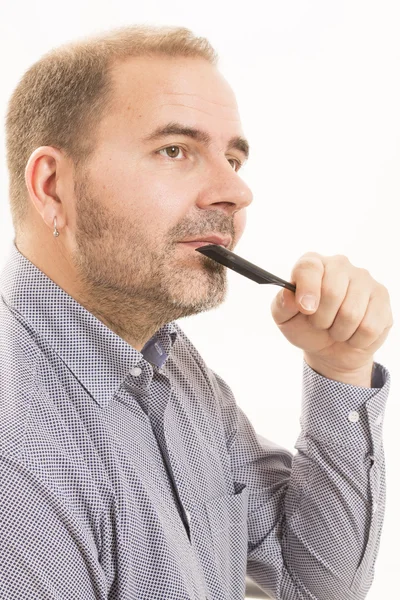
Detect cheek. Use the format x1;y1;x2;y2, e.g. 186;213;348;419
94;162;182;227
90;154;199;241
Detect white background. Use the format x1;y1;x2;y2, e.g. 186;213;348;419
0;1;398;598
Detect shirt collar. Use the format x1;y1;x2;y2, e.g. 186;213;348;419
0;242;179;409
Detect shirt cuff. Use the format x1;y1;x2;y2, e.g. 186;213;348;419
300;360;390;453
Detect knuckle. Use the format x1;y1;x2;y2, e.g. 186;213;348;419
339;304;363;323
358;267;371;278
321;284;343;304
302;251;322;259
293;256;322;275
360;321;378;337
378;282;389;297
333;254;350;265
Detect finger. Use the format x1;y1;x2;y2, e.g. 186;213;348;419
347;287;393;349
363;325;392;353
308;261;350;331
319;271;370;341
270;287;299;324
291;253;325;314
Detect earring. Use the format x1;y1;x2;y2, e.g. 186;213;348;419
53;217;59;237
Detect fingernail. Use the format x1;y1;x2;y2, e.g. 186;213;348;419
300;294;317;310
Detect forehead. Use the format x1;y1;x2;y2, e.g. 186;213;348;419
106;56;243;135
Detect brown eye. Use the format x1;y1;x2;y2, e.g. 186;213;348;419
162;146;181;158
228;158;241;171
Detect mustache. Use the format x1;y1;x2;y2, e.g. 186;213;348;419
172;220;235;242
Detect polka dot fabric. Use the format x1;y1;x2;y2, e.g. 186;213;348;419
0;242;390;599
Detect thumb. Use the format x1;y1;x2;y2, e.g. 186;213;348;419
270;287;300;324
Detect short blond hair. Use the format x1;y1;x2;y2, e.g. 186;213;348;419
5;25;218;239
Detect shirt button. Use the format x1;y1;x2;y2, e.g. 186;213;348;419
131;366;142;377
373;502;379;514
375;413;383;426
348;410;359;423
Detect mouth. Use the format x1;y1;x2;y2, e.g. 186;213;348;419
179;241;223;249
178;235;231;249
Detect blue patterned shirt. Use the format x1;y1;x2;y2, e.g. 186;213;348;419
0;242;390;599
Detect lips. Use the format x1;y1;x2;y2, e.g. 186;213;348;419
179;234;231;248
179;241;219;248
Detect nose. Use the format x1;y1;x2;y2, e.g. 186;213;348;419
196;159;253;216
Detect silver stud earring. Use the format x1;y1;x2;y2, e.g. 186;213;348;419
53;217;59;237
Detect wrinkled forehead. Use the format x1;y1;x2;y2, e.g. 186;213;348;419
107;56;243;133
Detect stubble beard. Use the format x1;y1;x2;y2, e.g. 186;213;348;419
70;175;229;331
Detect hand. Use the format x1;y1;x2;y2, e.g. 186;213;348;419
270;252;393;379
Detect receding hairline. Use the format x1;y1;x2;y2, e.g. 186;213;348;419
95;54;246;156
105;53;225;113
5;24;221;239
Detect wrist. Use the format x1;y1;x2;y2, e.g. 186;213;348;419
303;354;374;387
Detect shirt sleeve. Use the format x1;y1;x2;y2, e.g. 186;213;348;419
209;359;390;600
0;454;108;599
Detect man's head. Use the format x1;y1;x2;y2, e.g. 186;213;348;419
5;26;253;349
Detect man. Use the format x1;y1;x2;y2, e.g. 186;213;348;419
0;25;392;600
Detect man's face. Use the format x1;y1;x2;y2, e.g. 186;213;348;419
69;56;253;321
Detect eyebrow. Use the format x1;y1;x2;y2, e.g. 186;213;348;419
141;121;250;161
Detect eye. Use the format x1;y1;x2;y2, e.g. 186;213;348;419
228;158;242;172
158;145;185;159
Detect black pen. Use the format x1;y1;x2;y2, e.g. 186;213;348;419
195;244;296;292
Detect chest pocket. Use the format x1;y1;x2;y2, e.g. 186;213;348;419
205;483;249;599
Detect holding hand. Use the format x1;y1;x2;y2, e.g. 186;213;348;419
270;252;393;385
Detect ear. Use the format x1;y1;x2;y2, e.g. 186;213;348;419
24;146;65;231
